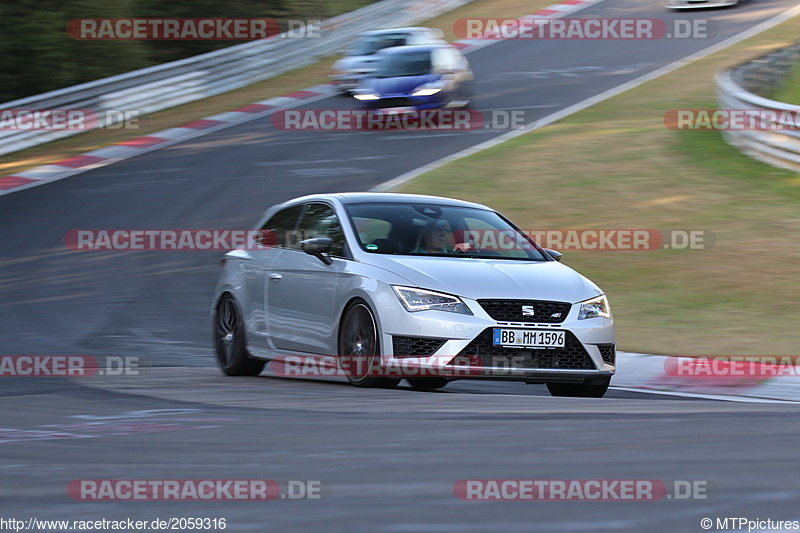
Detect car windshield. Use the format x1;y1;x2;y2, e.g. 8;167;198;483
345;202;549;261
350;33;409;56
374;51;432;78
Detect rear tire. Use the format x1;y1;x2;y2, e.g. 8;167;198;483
338;301;399;389
214;294;265;376
546;377;610;398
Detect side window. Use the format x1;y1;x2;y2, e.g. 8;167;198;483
259;205;302;248
353;217;392;245
376;33;408;51
297;204;346;257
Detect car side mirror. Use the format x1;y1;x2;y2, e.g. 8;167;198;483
302;237;333;265
544;248;562;262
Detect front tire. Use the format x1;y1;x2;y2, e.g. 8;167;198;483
546;377;610;398
338;301;399;389
214;294;265;376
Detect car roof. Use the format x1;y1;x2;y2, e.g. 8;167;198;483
376;44;449;55
283;192;492;211
359;27;436;36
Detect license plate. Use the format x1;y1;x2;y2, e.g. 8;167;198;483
492;329;565;348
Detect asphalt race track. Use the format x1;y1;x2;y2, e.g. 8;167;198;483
1;0;800;530
3;373;800;531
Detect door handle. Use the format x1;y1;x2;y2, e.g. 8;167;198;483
268;273;282;281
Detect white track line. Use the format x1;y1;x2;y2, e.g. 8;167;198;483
610;387;800;404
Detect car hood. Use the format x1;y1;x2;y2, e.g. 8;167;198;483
366;255;603;303
366;73;439;96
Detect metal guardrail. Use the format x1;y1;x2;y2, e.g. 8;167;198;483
715;42;800;172
0;0;475;157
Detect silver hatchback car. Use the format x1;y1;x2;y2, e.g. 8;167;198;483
330;27;446;93
212;193;615;397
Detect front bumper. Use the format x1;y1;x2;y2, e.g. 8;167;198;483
330;71;374;92
359;93;446;111
378;296;615;383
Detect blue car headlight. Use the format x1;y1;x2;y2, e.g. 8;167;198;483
412;87;441;97
412;82;445;97
353;92;380;101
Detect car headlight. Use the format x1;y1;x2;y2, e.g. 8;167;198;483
412;86;442;97
353;92;380;100
578;295;611;320
392;286;473;315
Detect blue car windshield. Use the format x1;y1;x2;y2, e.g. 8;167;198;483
345;202;549;261
375;52;432;78
351;34;409;56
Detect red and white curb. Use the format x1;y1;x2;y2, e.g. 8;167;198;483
0;0;606;197
614;353;800;403
0;87;335;196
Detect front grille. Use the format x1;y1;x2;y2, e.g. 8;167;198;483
378;97;414;109
392;336;446;357
456;329;595;370
597;344;616;366
477;299;572;324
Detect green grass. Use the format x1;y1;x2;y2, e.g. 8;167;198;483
771;59;800;104
399;17;800;356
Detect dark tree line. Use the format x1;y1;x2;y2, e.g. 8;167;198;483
0;0;372;102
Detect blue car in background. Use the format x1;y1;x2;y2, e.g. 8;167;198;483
330;28;446;94
353;45;474;111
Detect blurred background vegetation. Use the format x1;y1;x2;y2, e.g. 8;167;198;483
0;0;374;103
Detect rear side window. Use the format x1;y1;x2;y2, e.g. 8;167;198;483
260;205;302;248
